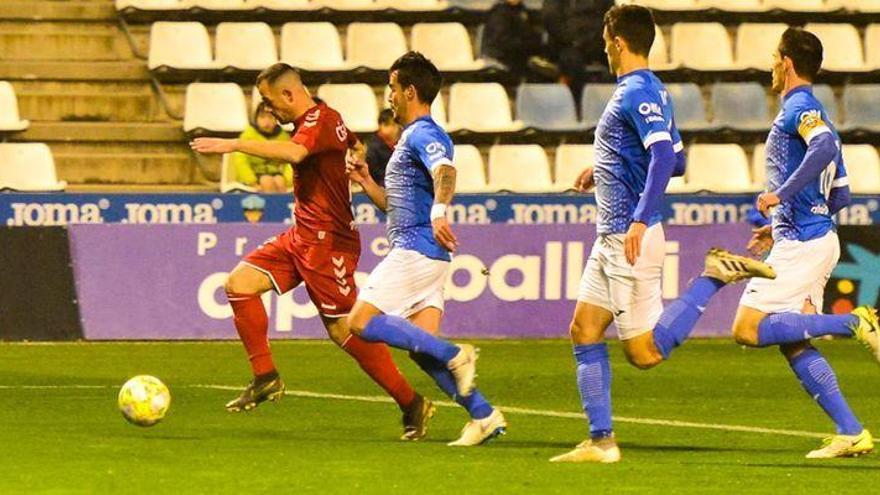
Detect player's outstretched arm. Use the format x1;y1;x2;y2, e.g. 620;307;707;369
431;164;459;252
190;138;309;165
346;149;387;211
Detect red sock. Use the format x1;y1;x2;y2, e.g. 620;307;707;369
227;292;276;376
342;334;416;409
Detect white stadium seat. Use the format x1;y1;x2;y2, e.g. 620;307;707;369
487;145;552;193
346;23;408;70
751;143;766;189
148;22;216;70
452;145;489;193
281;23;351;71
220;153;257;193
381;86;448;128
839;0;880;12
448;83;523;132
316;84;379;133
624;0;699;9
254;0;316;9
686;144;756;193
0;82;29;132
190;0;254;9
764;0;838;11
554;144;593;192
116;0;193;10
0;143;66;192
319;0;382;10
670;23;736;70
866;25;880;69
698;0;768;11
215;23;277;71
841;145;880;193
649;27;672;70
804;23;865;71
381;0;448;10
411;23;486;71
736;23;788;70
183;83;248;133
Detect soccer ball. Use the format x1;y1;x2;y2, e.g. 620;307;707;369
117;375;171;427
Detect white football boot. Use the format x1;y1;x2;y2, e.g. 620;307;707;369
447;408;507;447
806;429;874;459
550;438;621;463
447;344;478;397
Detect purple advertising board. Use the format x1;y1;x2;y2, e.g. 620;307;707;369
68;223;753;340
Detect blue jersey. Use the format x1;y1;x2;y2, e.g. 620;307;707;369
765;86;846;242
593;69;682;235
384;115;454;262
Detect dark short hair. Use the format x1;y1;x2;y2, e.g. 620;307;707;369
378;108;395;125
389;51;442;104
256;62;300;86
779;27;823;81
603;5;656;57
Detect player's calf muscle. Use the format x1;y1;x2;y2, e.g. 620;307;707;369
225;263;272;295
622;336;662;369
731;307;763;347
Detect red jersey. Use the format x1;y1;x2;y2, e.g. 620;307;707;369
289;101;359;249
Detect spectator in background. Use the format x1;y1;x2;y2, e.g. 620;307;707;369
230;102;292;193
364;109;401;187
542;0;615;101
483;0;556;79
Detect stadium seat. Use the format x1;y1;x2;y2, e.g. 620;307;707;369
711;83;770;131
841;145;880;193
346;23;408;70
316;84;379;133
255;0;316;9
804;24;865;71
190;0;254;9
516;84;584;131
281;23;350;71
215;23;277;71
381;86;447;127
448;83;523;132
0;82;29;132
410;23;486;71
320;0;383;10
183;83;248;134
649;26;672;70
0;143;66;192
148;22;216;71
554;144;593;191
866;25;880;69
764;0;838;11
382;0;449;11
735;23;788;70
665;83;710;131
626;0;699;9
666;176;691;193
843;144;880;194
751;143;766;189
842;85;880;131
116;0;193;10
686;144;756;193
811;84;838;125
452;144;489;193
698;0;768;11
840;0;880;12
670;23;736;70
487;145;552;192
220;153;257;193
580;84;616;129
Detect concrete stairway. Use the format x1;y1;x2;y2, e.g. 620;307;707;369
0;0;207;190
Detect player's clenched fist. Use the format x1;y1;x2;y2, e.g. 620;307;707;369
574;166;595;193
190;137;237;154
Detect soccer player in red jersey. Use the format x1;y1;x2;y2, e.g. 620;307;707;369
191;63;433;440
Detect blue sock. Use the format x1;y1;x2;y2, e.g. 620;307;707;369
789;348;863;435
361;315;460;363
409;352;493;420
757;313;856;347
652;276;725;359
573;343;613;439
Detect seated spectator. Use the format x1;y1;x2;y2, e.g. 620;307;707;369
483;0;556;79
230;102;292;193
365;109;402;187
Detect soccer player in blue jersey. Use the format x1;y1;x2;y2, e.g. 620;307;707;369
730;27;880;459
551;5;777;463
346;52;507;446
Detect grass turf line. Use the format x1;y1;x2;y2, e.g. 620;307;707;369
1;339;878;494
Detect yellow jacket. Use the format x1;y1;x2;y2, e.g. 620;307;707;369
230;125;293;186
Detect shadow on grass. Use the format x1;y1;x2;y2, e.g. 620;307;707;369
743;463;880;471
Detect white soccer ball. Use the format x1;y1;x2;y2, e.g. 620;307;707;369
118;375;171;427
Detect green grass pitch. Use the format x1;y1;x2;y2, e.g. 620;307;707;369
2;340;879;494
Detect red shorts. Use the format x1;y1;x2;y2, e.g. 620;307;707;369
243;228;360;317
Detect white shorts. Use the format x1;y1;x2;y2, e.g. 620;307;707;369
358;248;449;318
578;223;665;340
739;230;840;314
